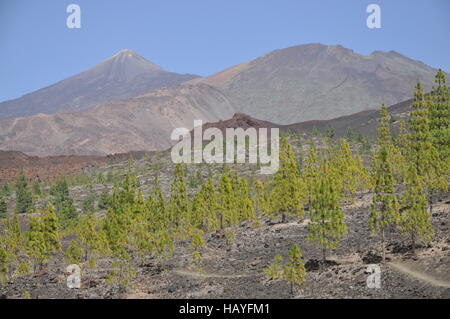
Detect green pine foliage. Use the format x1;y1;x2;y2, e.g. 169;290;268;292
27;205;61;271
97;189;112;210
398;166;433;254
236;178;255;222
50;177;77;225
169;164;191;238
0;196;7;218
254;180;270;216
283;244;306;295
191;178;219;232
307;163;347;262
408;82;447;214
369;147;400;262
269;137;305;222
217;170;238;229
429;70;450;163
14;170;33;215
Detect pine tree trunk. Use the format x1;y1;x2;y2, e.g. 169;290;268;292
429;194;433;215
411;234;416;256
381;228;385;263
282;212;287;223
322;247;326;264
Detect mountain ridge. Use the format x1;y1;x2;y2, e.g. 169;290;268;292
0;50;200;119
0;43;447;156
193;43;446;124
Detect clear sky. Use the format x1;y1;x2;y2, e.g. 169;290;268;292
1;0;449;102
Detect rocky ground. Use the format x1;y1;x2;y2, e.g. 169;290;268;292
1;189;449;299
1;141;449;299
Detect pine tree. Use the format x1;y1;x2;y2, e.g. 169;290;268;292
14;170;33;214
334;139;370;198
32;181;41;197
408;82;445;214
0;245;8;283
429;70;450;162
377;104;392;147
397;120;409;155
217;171;238;229
307;163;347;262
390;119;410;183
27;206;61;271
303;142;319;206
263;254;284;280
103;167;137;252
75;211;105;265
399;166;433;255
1;184;10;198
4;214;23;263
190;229;205;269
191;178;219;232
27;216;46;271
148;176;168;230
409;83;435;175
50;177;77;224
269;137;305;222
283;244;306;295
82;185;96;213
254;180;270;216
236;178;255;222
97;189;111;210
369;147;400;262
169;164;191;237
41;205;61;253
0;196;7;218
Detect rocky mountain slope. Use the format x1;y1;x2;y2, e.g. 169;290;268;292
0;50;199;119
0;84;236;156
193;43;444;124
0;44;446;156
1;153;448;299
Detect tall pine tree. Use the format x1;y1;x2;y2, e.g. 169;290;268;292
307;163;347;262
269;137;305;223
369;147;400;262
14;170;33;214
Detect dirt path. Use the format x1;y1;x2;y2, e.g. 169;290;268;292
388;261;450;288
172;269;255;279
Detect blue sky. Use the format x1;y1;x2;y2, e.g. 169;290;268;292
1;0;449;102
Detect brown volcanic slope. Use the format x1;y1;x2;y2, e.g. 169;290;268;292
284;97;413;138
0;43;443;157
0;50;199;119
193;43;445;124
0;98;415;183
187;98;414;141
0;150;156;184
0;83;236;156
0;150;106;183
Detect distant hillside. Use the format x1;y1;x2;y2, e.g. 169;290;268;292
0;50;199;119
284;97;413;138
194;43;445;124
0;43;446;156
0;83;236;156
188;98;414;141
